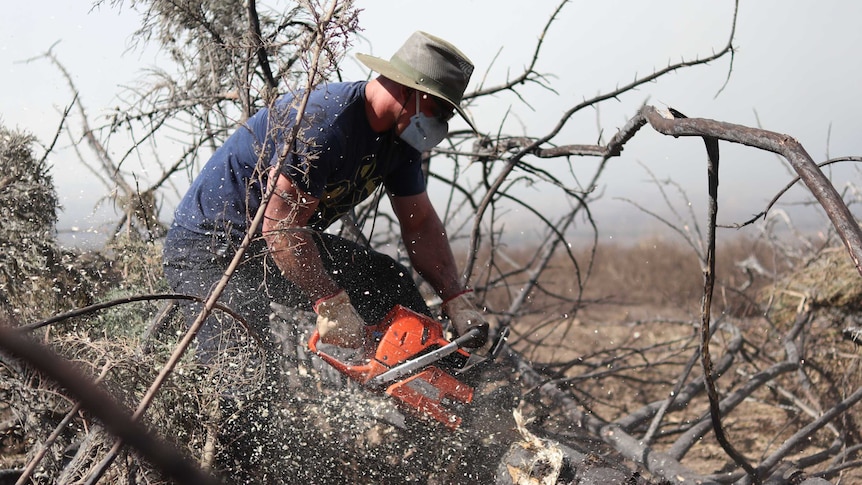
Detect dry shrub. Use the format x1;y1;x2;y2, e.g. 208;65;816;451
755;244;862;442
760;246;862;323
2;330;218;484
1;307;270;482
0;124;108;322
104;234;167;294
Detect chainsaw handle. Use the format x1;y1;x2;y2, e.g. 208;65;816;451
308;329;321;353
307;329;385;384
307;330;359;377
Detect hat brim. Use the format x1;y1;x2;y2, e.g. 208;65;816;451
357;53;476;132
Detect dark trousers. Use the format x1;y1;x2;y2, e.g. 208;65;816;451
162;225;429;361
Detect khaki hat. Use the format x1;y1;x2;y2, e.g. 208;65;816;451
357;31;476;131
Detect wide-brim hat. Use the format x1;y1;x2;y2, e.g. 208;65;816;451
357;31;476;132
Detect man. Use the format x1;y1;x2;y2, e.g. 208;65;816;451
163;31;488;362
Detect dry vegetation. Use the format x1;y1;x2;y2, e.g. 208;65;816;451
6;220;862;484
494;234;862;483
5;1;862;483
5;116;860;485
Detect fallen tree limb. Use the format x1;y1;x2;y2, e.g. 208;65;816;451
617;319;741;434
639;105;862;278
668;312;810;460
505;347;717;484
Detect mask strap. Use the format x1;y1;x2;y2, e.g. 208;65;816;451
396;87;412;120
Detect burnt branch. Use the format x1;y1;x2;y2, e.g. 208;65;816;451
639;105;862;278
669;106;760;482
247;0;278;92
505;346;712;484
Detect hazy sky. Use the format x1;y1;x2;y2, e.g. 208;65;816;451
3;1;861;245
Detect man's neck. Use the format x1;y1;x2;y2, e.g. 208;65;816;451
364;77;402;133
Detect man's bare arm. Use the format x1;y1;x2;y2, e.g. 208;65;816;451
390;191;464;301
262;170;341;302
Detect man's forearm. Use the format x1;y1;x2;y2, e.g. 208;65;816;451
262;172;342;303
403;221;464;301
265;228;341;303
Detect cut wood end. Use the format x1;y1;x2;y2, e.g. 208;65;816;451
655;107;675;119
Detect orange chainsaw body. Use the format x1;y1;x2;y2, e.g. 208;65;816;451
308;305;474;429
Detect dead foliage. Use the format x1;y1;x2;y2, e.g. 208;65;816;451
761;246;862;322
0;124;112;321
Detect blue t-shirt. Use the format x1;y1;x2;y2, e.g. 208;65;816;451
172;81;425;243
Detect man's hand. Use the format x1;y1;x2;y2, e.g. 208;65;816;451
314;290;366;348
442;291;489;348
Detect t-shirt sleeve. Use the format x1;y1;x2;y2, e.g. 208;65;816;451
278;135;334;199
268;104;334;199
384;153;426;197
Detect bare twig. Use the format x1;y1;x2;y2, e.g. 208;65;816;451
19;293;247;334
728;156;862;229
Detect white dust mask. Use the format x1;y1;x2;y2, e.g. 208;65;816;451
399;93;449;152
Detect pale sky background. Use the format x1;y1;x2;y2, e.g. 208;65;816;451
2;1;861;247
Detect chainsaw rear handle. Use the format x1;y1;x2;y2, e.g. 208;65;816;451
307;329;349;373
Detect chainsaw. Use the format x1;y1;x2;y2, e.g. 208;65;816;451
308;305;504;430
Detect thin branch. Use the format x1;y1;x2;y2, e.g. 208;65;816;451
671;106;760;482
727;156;862;229
38;93;76;165
248;0;278;92
465;0;568;100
